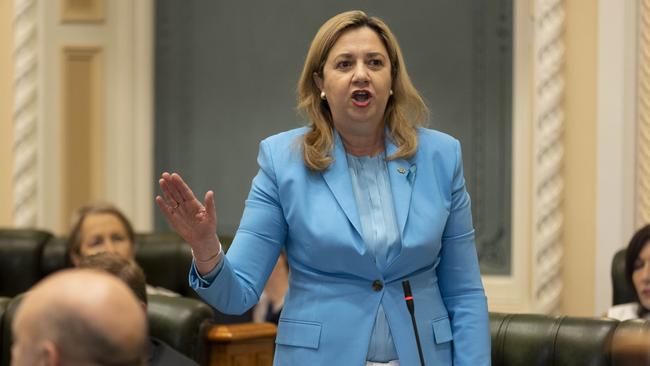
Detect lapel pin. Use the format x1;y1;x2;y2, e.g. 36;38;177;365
397;167;407;174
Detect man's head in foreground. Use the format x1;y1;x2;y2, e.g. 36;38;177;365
11;269;147;366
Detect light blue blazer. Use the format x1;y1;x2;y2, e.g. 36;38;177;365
191;127;491;365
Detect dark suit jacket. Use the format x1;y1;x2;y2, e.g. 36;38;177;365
149;337;198;366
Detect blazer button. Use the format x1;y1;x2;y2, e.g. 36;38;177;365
372;280;383;292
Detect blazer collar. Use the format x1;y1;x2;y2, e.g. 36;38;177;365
322;131;364;239
321;129;416;240
385;134;416;237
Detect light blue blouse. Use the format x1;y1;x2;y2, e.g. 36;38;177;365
347;151;400;362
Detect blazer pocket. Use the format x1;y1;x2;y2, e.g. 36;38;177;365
275;318;322;349
431;316;453;344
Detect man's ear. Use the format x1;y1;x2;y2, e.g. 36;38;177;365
313;72;324;92
40;341;59;366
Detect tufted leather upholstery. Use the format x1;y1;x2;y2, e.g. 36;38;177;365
612;248;637;306
134;233;195;297
148;294;214;364
490;312;650;366
0;295;22;366
0;229;52;297
0;230;207;297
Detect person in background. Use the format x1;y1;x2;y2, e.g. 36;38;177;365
608;224;650;320
156;10;490;365
78;252;199;366
11;269;147;366
252;251;288;324
66;203;178;297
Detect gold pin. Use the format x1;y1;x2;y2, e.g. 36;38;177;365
397;167;407;174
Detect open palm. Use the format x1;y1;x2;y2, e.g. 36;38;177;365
155;172;219;253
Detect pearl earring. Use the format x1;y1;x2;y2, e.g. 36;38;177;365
389;89;393;96
320;91;326;100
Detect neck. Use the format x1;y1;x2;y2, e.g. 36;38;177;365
336;122;385;157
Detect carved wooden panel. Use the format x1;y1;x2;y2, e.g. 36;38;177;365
60;0;104;23
61;46;103;223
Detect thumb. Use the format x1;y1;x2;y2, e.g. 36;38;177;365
205;190;217;222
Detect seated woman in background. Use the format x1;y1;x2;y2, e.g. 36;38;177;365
608;224;650;320
66;203;178;297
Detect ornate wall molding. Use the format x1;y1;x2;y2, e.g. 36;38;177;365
532;0;565;313
60;0;104;23
12;0;38;227
61;46;103;223
638;0;650;226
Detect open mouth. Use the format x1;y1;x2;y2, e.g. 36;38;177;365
351;90;371;104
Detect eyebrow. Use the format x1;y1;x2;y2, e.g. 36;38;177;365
332;52;387;59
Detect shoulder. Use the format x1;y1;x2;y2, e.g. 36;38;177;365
258;127;307;162
411;128;463;175
607;303;640;321
415;127;461;155
416;127;458;144
261;127;309;148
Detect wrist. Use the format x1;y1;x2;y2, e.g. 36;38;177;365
192;249;220;263
190;234;221;260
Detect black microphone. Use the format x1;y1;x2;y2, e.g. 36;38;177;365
402;280;425;366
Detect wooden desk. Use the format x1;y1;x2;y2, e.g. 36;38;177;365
207;322;277;366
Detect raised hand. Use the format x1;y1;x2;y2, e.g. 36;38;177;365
155;172;221;265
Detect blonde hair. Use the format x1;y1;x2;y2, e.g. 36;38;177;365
297;10;428;171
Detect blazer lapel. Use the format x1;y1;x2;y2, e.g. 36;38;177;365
321;132;364;239
385;136;415;237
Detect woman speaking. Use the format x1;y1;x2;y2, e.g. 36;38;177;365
156;10;490;365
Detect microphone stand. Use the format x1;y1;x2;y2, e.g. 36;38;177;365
402;280;426;366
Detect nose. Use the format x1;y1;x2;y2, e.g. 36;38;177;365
104;240;117;253
351;63;369;85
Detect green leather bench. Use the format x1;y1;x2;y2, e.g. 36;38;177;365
490;312;650;365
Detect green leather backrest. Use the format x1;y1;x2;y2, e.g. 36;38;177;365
134;232;194;297
147;294;214;364
0;229;52;297
612;248;637;306
0;295;23;366
490;312;650;366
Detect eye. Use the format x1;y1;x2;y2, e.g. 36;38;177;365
89;236;104;247
634;259;644;270
335;60;352;69
368;59;384;68
111;233;126;242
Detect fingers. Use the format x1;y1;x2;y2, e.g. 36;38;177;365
205;190;217;222
155;195;174;220
171;173;197;203
160;172;184;206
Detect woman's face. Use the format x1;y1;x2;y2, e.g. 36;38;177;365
633;241;650;309
72;213;134;265
314;26;392;134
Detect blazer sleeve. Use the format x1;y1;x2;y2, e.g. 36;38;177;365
436;139;491;365
189;139;288;314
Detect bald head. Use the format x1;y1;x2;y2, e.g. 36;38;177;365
11;269;147;366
